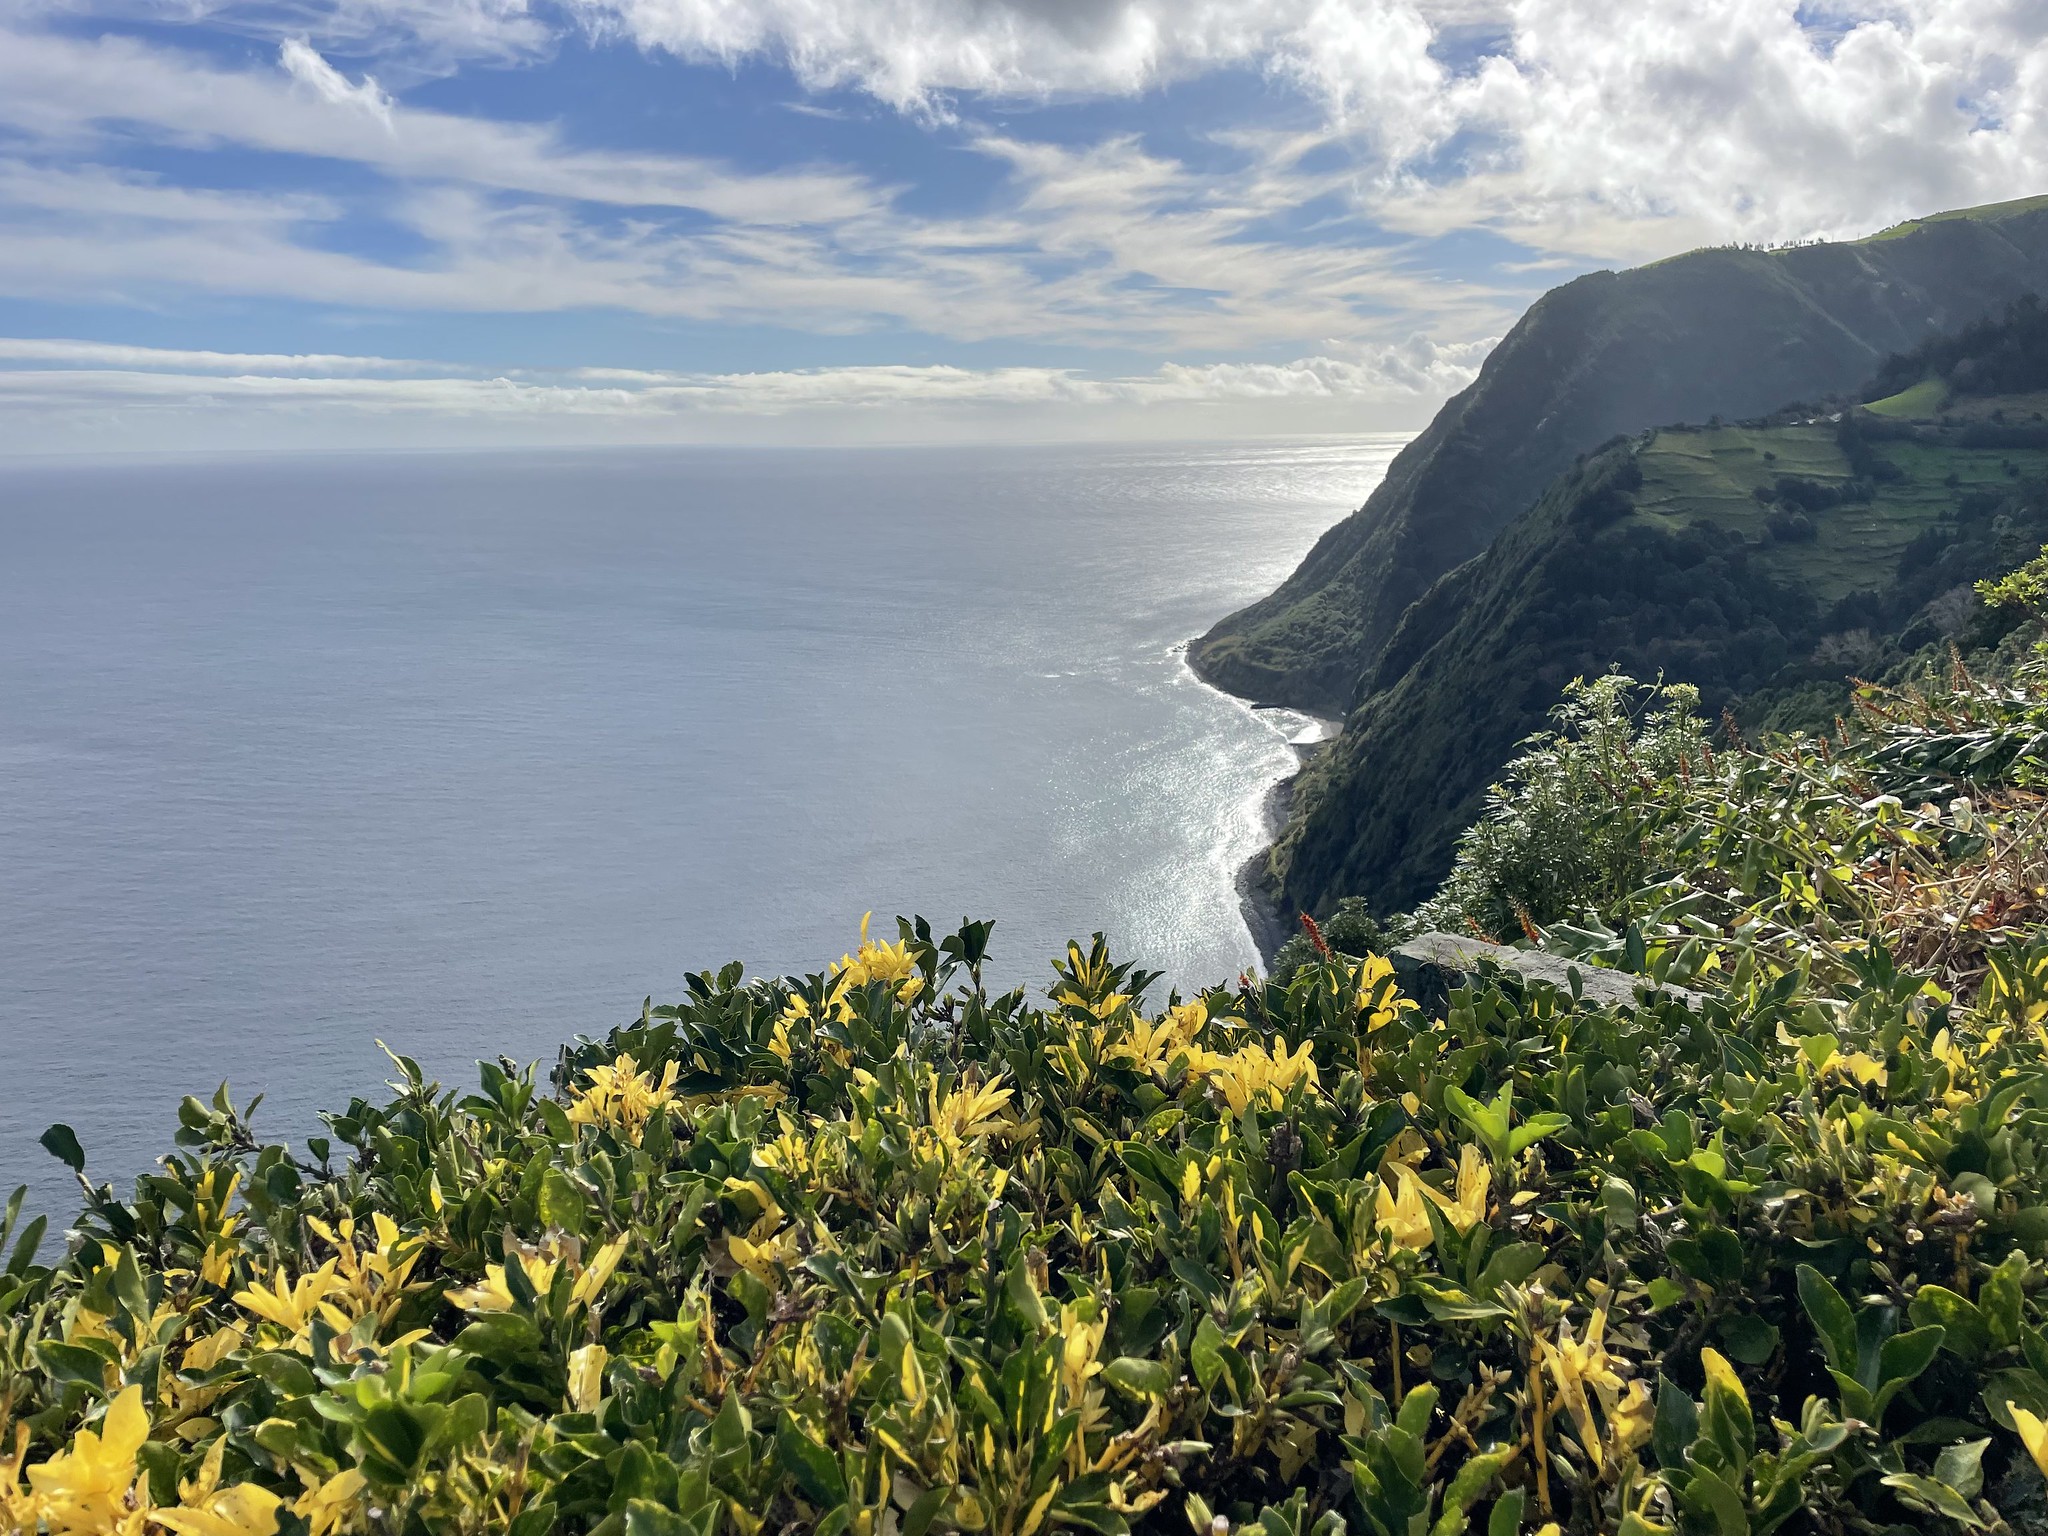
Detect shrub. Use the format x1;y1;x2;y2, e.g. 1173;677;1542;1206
1270;897;1396;985
1766;509;1817;543
1411;674;1708;942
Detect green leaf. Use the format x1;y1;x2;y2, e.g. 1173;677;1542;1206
1408;1278;1508;1322
1717;1312;1781;1366
538;1167;588;1235
1678;1465;1747;1536
1982;1252;2028;1350
1910;1287;1990;1361
1652;1374;1698;1474
1507;1112;1572;1157
1796;1264;1856;1373
39;1124;85;1174
624;1500;696;1536
1102;1357;1172;1399
1394;1383;1439;1440
775;1412;847;1509
1670;1228;1741;1289
1880;1474;1985;1529
1934;1437;1991;1501
1880;1326;1946;1389
1191;1317;1229;1394
1983;1367;2048;1431
1699;1349;1754;1469
359;1401;431;1488
35;1340;112;1391
1005;1256;1049;1331
1432;1448;1511;1536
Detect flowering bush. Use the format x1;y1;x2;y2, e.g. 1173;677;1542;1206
11;670;2048;1532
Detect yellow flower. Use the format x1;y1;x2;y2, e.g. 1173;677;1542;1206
1;1423;39;1535
831;913;925;1006
728;1227;801;1285
1191;1039;1321;1114
26;1383;151;1535
1540;1300;1640;1472
293;1468;367;1536
155;1482;285;1536
1056;990;1130;1021
1414;1145;1491;1233
1057;1303;1107;1407
569;1234;630;1310
567;1343;610;1413
446;1249;561;1313
1104;1005;1206;1076
159;1326;247;1430
1375;1165;1435;1251
565;1053;681;1144
927;1077;1016;1150
198;1245;237;1290
303;1213;423;1335
233;1260;348;1345
752;1125;820;1179
1828;1051;1889;1089
2011;1403;2048;1481
1351;954;1418;1033
771;992;853;1065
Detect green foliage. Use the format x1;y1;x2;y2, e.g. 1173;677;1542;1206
1865;295;2048;405
1271;899;1395;986
1411;675;1708;942
1979;541;2048;629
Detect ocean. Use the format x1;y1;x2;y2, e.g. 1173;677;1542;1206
0;436;1400;1217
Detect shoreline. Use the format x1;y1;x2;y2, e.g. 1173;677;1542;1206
1177;631;1342;969
1234;721;1336;965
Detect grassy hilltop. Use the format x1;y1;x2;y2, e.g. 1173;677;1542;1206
11;564;2048;1534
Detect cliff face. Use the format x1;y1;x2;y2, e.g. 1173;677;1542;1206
1190;196;2048;717
1267;395;2048;916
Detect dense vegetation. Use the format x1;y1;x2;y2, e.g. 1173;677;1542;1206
1259;311;2048;919
13;563;2048;1535
1865;296;2048;405
1189;195;2048;717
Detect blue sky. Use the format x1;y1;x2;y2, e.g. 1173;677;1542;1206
0;0;2043;450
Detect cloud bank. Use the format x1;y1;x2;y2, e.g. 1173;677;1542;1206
0;0;2041;449
0;333;1495;450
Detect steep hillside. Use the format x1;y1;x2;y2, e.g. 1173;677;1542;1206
1193;195;2048;715
1267;394;2048;915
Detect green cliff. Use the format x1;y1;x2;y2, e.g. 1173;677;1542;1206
1192;196;2048;717
1268;365;2048;916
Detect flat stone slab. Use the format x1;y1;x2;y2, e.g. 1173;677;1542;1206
1392;931;1709;1011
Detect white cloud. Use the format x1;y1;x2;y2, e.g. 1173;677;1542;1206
1408;0;2048;253
0;0;2041;449
0;333;1493;450
557;0;2048;255
563;0;1450;121
279;37;395;125
0;337;425;371
0;17;1507;352
0;26;882;223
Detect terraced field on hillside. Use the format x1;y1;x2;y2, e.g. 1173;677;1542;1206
1630;420;2048;603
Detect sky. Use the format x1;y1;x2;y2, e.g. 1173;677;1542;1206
0;0;2044;451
